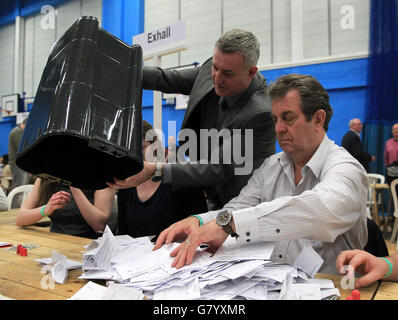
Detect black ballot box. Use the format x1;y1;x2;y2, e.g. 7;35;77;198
16;16;144;189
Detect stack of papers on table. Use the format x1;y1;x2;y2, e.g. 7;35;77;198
73;226;340;300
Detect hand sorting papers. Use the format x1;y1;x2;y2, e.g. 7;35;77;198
72;228;341;300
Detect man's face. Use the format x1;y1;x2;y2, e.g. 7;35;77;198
271;90;319;158
211;48;257;97
351;119;363;133
392;125;398;140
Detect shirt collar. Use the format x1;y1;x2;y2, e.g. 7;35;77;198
277;134;332;179
221;81;253;109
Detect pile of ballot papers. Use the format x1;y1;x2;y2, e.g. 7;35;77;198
45;226;341;300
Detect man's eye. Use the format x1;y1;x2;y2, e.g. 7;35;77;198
284;117;296;124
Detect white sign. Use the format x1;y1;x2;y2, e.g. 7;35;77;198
133;21;186;59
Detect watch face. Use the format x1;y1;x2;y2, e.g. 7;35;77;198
216;210;231;226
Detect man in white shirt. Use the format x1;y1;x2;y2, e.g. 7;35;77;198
154;74;368;274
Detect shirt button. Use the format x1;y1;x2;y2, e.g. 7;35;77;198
276;228;280;233
246;239;251;243
279;254;283;259
246;231;251;237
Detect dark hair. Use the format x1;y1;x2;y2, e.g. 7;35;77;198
268;74;333;131
142;120;156;142
38;179;60;206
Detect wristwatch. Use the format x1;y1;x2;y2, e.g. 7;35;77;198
216;210;239;238
150;162;163;182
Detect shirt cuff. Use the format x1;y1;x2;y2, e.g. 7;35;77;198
162;163;172;184
198;210;221;225
232;207;260;243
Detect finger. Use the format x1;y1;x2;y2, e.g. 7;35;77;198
347;253;371;272
106;182;116;188
336;250;358;273
170;243;182;257
154;229;170;250
355;271;383;288
165;228;179;245
173;243;189;269
184;240;199;266
54;191;71;197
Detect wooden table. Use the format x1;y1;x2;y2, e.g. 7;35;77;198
373;281;398;300
0;224;92;300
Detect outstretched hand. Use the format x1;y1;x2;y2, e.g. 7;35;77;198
154;218;228;269
107;162;156;189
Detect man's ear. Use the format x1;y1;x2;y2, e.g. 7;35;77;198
248;66;258;80
314;109;326;131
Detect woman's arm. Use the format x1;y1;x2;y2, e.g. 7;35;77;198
69;186;116;233
16;178;70;226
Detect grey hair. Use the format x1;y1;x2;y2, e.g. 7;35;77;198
349;119;360;128
215;29;260;68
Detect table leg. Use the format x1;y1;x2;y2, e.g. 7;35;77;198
373;188;380;226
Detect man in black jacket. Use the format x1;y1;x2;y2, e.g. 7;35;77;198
110;29;276;210
341;118;375;172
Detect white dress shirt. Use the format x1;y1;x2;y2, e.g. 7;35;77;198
199;135;368;274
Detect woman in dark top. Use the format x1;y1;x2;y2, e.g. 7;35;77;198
16;177;116;239
117;121;207;238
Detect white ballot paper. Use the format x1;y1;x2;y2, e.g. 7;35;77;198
35;257;82;270
75;231;340;300
51;250;68;284
69;281;108;300
83;225;117;271
70;281;144;300
293;245;324;278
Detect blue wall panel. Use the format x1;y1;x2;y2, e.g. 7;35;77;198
0;117;16;156
142;58;369;152
261;58;368;152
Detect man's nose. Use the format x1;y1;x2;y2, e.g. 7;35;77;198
274;120;286;133
214;70;223;84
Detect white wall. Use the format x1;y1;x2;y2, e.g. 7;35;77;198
21;0;102;98
144;0;370;69
0;23;15;97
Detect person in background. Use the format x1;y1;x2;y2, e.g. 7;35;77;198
384;123;398;184
0;154;11;192
382;123;398;232
117;121;207;238
336;249;398;288
153;74;368;274
109;29;275;211
16;178;116;239
8;117;29;207
341;118;375;172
